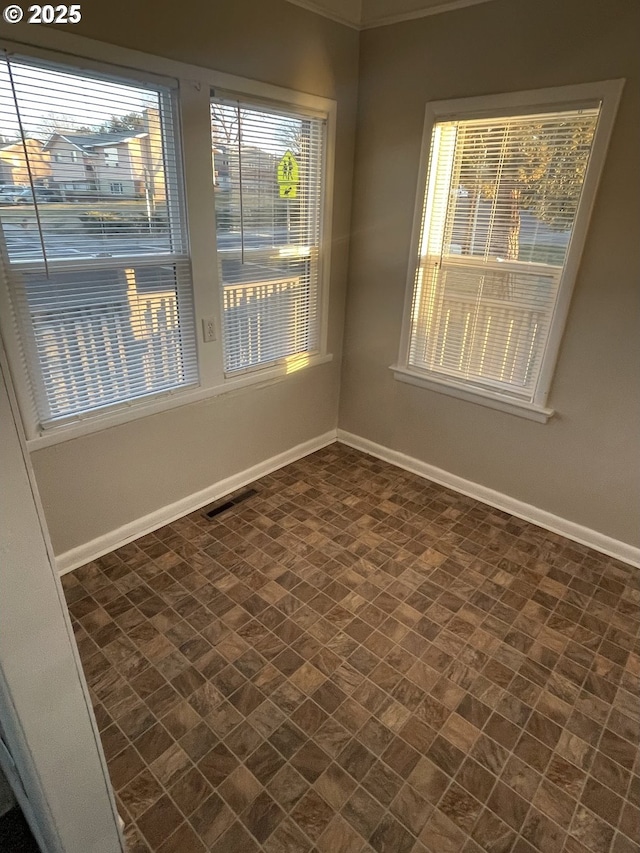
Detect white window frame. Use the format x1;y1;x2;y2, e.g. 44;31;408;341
393;80;623;423
210;90;328;379
103;147;119;166
0;29;335;450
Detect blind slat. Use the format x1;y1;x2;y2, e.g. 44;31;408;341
409;107;600;402
0;54;197;427
211;97;325;374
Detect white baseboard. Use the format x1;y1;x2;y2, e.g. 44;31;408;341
337;430;640;569
58;427;639;575
56;431;337;575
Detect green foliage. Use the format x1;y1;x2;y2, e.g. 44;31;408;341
459;116;597;232
516;119;596;229
99;113;145;133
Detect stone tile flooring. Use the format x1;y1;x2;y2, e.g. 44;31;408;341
61;444;640;853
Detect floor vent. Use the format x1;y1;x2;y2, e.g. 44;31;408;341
203;488;257;519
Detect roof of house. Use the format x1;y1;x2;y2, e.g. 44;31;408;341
42;131;146;152
0;137;44;150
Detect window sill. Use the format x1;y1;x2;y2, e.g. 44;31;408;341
390;366;554;423
25;352;333;451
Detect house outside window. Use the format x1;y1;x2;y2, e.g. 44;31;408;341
395;82;623;421
110;181;124;194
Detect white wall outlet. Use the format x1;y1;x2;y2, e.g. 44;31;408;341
202;316;217;343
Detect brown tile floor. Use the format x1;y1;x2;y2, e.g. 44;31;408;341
61;444;640;853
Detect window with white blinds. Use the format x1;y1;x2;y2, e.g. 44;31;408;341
404;100;603;407
211;95;325;375
0;53;197;428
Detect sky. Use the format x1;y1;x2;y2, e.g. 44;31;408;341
0;55;159;141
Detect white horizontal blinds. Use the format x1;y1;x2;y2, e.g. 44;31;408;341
211;95;325;374
410;106;600;401
0;53;197;425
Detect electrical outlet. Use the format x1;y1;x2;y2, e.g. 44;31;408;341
202;316;216;342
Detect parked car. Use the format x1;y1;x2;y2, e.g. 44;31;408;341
0;185;27;203
14;187;63;204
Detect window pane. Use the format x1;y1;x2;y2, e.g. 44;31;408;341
211;98;324;374
440;113;599;267
410;259;557;393
0;55;197;428
21;261;196;419
0;58;184;263
409;106;600;402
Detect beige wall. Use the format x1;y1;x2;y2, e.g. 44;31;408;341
3;0;638;556
339;0;640;546
0;0;358;555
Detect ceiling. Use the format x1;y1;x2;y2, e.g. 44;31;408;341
284;0;497;29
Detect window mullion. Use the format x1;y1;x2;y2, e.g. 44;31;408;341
178;78;224;388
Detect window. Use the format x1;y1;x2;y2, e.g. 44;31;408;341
0;38;335;445
211;94;326;375
0;54;197;430
103;147;118;167
396;82;622;420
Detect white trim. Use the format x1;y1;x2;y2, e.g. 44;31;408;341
391;365;554;422
337;430;640;569
210;89;336;384
0;335;125;852
422;80;624;120
281;0;498;30
56;424;640;575
360;0;497;29
26;353;333;450
283;0;361;28
56;430;337;574
397;80;624;414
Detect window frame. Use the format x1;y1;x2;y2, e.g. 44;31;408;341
393;80;624;423
210;89;329;379
0;53;198;431
0;30;335;449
